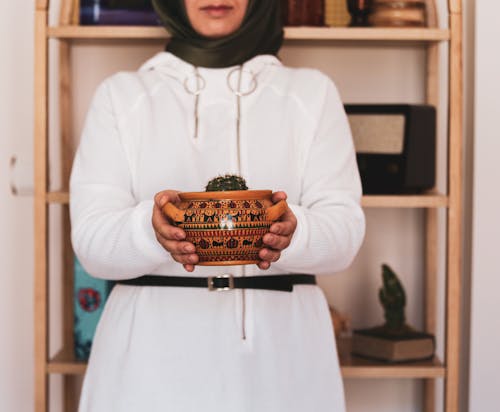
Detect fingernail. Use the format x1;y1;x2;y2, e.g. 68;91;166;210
176;232;185;240
184;245;194;253
159;196;167;207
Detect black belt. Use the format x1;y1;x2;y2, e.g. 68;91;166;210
117;274;316;292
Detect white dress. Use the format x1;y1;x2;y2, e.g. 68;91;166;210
70;52;365;412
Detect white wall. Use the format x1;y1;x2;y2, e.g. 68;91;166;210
468;1;500;411
0;1;481;411
0;1;35;412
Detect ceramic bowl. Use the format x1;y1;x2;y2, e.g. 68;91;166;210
163;190;287;266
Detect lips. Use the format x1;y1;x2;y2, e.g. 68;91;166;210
200;4;234;17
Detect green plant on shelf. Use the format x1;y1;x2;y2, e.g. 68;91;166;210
377;263;416;336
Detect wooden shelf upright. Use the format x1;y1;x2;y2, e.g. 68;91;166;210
34;0;463;411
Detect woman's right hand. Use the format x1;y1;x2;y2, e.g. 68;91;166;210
152;190;199;272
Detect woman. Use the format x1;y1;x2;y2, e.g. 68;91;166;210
70;1;365;411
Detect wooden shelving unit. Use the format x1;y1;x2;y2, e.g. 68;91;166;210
34;0;463;411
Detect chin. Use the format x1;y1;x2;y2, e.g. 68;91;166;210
198;23;240;38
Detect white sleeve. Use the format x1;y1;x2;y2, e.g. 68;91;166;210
70;79;170;280
273;77;365;275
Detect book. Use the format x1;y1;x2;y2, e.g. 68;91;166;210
351;327;435;363
74;257;115;361
325;0;351;27
282;0;325;26
72;0;81;24
80;0;160;26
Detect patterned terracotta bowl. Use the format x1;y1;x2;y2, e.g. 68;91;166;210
163;190;287;266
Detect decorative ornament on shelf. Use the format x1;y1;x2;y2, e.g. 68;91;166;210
162;174;287;266
346;0;373;27
351;264;435;362
369;0;427;27
379;263;408;333
330;306;351;338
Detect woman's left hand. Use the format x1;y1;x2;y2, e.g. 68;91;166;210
258;191;297;270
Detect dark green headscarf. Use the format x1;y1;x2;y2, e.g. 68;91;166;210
152;0;284;68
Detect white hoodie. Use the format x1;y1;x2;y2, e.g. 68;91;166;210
71;52;364;412
70;52;364;279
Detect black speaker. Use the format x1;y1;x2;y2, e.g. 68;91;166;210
345;104;436;194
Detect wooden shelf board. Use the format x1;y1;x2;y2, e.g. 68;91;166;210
46;191;69;204
341;354;445;378
47;26;450;42
46;191;448;208
285;27;449;41
48;25;167;39
47;349;87;375
361;192;448;208
341;357;445;379
47;341;445;379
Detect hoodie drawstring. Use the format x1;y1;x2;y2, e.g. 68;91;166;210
226;66;257;171
227;65;258;341
183;67;205;139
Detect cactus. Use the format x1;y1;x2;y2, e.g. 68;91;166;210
379;264;409;334
205;174;248;192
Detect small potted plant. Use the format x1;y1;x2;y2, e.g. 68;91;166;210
163;174;287;266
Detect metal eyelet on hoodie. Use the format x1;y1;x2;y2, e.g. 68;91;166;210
227;67;258;97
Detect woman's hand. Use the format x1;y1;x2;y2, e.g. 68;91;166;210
152;190;199;272
258;191;297;270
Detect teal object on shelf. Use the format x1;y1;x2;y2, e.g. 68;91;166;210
74;257;115;361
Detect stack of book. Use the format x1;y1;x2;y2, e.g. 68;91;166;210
79;0;160;26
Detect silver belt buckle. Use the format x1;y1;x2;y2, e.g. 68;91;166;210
208;274;234;291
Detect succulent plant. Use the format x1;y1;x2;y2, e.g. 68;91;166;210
379;264;412;335
205;174;248;192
